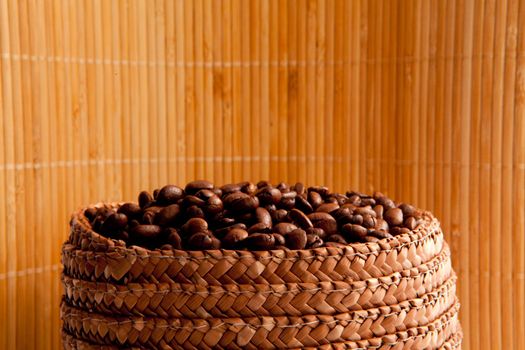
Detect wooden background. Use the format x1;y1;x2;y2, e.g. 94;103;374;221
0;0;524;349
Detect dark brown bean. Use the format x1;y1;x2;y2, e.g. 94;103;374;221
223;228;249;248
308;186;330;197
115;231;129;242
101;213;128;232
205;195;223;214
377;196;396;210
285;229;307;249
165;228;182;249
306;234;324;248
316;202;340;213
182;217;208;235
182;195;206;208
384;207;404;226
373;205;384;219
155;204;181;226
214;223;247;238
398;203;416;217
349;214;364;225
255;207;272;226
248;222;272;234
84;207;97;221
295;195;313;214
224;192;259;213
361;198;376;206
240;182;257;195
342;224;368;241
354;206;377;218
276;182;290;192
142;206;163;224
185;180;214;195
308;191;323;209
362;214;377;229
220;183;241;195
404;216;417;230
256;187;282;205
185;205;205;219
273;222;298;235
279;196;296;210
307;212;338;235
138;191;154;209
326;234;347;244
271;209;289;223
391;227;410;236
131;225;162;239
305;227;327;239
244;233;276;250
288;208;313;229
376;218;389;231
368;229;393;240
118;203;142;220
273;233;286;246
257;180;272;189
157;185;184;205
293;182;306;195
188;232;219;250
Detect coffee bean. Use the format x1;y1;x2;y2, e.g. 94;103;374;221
307;212;338;235
391;227;410;236
138;191;154;209
185;180;214;195
205;195;223;214
131;225;162;239
308;186;330;197
362;214;377;228
214;223;247;238
223;228;249;248
308;191;323;209
257;180;272;189
273;222;298;235
279;196;296;210
244;233;275;250
276;182;290;192
273;233;286;246
288;209;313;229
157;185;184;205
293;182;306;195
182;195;206;208
361;198;376;206
316;202;340;213
364;236;380;243
248;222;272;234
142;206;162;224
384;207;403;226
306;234;323;248
224;192;259;213
305;227;327;239
295;195;313;213
326;234;347;244
182;218;208;235
271;209;289;223
84;207;97;222
347;194;361;205
332;207;353;225
377;196;396;210
153;204;180;226
185;205;205;219
165;228;182;249
354;206;377;218
285;228;307;249
255;207;272;227
221;183;241;195
118;203;142;220
115;231;129;242
239;182;257;195
404;216;417;230
188;232;220;250
376;218;389;231
368;229;393;240
256;187;282;205
101;213;128;234
373;205;384;219
398;203;416;217
342;224;367;241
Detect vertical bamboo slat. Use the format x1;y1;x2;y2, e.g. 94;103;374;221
0;1;524;349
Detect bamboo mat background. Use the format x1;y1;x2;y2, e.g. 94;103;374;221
0;0;524;349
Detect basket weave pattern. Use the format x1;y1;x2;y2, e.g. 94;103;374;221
61;203;462;349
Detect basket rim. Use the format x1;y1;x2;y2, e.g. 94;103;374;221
70;202;440;258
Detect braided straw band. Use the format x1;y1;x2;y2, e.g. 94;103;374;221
62;276;457;342
61;246;452;318
61;298;459;349
63;205;443;285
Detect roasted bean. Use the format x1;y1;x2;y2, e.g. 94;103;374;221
244;233;275;250
157;185;184;205
285;229;307;249
384;207;404;226
138;191;154;209
288;209;313;229
273;222;298;235
185;180;214;195
223;228;249;248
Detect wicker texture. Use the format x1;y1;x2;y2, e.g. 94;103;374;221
61;204;462;349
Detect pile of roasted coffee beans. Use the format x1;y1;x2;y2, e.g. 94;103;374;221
84;181;425;251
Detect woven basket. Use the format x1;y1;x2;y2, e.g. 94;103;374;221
61;203;462;349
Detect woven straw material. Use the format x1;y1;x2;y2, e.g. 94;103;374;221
61;203;462;349
61;250;453;318
61;300;459;349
